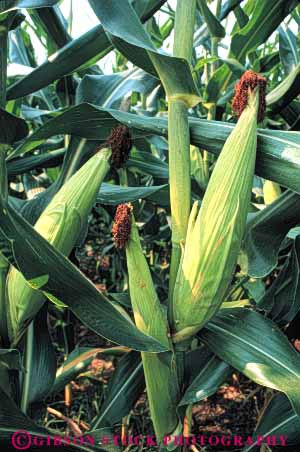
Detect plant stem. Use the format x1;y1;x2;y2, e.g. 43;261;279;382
0;25;9;344
0;26;8;108
168;0;196;329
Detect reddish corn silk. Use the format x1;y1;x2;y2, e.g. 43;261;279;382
112;204;132;249
232;70;267;122
106;124;132;169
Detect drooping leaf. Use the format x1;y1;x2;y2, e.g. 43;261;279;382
0;109;28;144
21;306;56;407
0;387;99;451
0;199;168;353
92;351;144;429
258;235;300;326
243;393;300;451
88;0;200;107
267;64;300;113
97;183;168;205
6;0;167;99
52;346;128;394
207;0;299;101
179;347;231;407
200;308;300;417
77;68;159;109
278;25;299;75
243;190;300;278
7;149;65;176
9;104;300;194
0;349;21;370
197;0;225;38
0;0;59;14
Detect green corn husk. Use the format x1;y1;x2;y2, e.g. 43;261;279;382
7;148;111;342
263;180;281;205
125;216;180;440
172;88;260;342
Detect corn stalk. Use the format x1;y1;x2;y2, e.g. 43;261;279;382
168;0;196;327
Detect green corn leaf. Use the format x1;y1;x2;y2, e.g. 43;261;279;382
0;348;21;370
0;199;168;352
88;0;200;107
21;306;56;410
0;108;28;144
267;64;300;113
258;236;300;327
97;183;168;205
179;347;231;407
206;0;299;102
243;190;300;278
77;68;159;109
197;0;225;38
92;351;144;429
242;393;300;452
6;0;166;99
29;6;71;50
200;308;300;417
8;104;300;194
0;0;59;14
0;388;99;451
279;25;299;74
52;346;128;394
7;149;65;176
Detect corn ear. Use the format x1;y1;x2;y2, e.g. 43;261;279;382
7;149;111;342
173;88;260;342
263;180;281;205
125;214;180;440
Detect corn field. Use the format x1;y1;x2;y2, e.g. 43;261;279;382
1;0;300;451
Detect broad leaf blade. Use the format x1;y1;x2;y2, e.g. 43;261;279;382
92;351;144;429
243;394;300;451
88;0;200;107
0;200;168;353
9;104;300;194
200;309;300;416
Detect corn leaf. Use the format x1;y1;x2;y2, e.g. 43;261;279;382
278;26;299;74
97;183;168;205
243;393;300;451
77;69;159;109
207;0;299;101
267;64;300;113
0;108;28;144
0;348;21;370
0;199;168;353
0;0;59;13
92;352;144;429
52;346;128;394
179;347;231;407
88;0;200;107
243;190;300;277
6;0;165;99
9;104;300;194
0;388;98;451
200;308;300;417
197;0;225;38
21;306;56;407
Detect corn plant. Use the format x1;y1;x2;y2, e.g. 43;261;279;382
1;1;300;452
